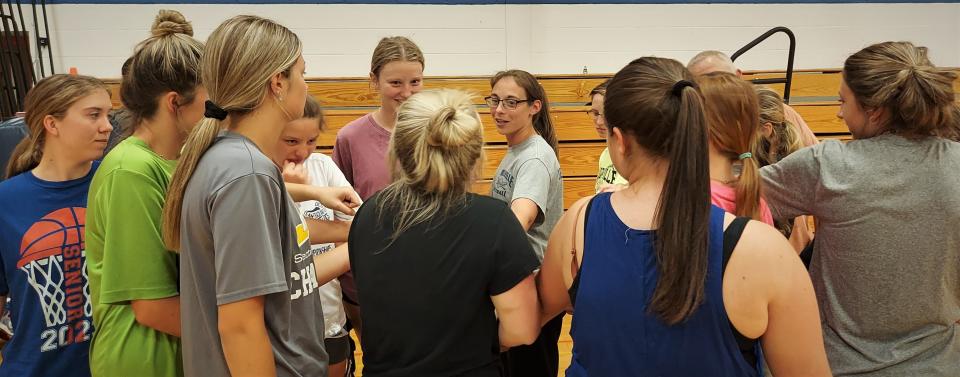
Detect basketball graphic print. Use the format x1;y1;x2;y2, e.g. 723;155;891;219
17;207;92;352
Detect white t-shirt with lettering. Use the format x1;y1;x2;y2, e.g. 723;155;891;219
297;153;358;339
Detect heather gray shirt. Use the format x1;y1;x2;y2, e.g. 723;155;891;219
179;132;328;377
490;134;563;261
761;134;960;376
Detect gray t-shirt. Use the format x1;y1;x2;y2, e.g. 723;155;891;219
490;134;563;261
761;134;960;376
179;132;328;377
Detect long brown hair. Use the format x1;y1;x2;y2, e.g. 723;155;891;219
698;71;764;221
604;57;710;325
6;74;109;178
491;70;559;156
377;89;483;246
161;15;302;251
843;41;956;138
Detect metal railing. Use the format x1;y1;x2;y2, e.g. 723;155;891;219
731;26;796;103
0;0;54;119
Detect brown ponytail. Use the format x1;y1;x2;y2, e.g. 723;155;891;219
843;41;956;138
604;57;711;324
6;74;109;178
698;72;764;221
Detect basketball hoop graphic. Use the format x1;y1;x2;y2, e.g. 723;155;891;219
17;207;88;328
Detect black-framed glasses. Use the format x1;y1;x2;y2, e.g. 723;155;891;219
484;96;533;110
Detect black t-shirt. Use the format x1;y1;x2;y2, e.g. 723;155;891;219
349;193;540;377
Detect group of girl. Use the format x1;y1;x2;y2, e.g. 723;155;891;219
0;9;957;377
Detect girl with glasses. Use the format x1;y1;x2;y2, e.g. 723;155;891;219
487;69;563;377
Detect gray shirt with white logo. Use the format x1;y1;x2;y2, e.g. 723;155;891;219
490;134;563;261
179;132;327;377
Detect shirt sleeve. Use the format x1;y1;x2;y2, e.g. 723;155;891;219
760;142;828;221
97;169;179;304
331;133;354;187
211;174;289;305
488;205;540;296
511;159;551;219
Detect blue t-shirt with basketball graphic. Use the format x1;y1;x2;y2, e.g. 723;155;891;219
0;162;99;377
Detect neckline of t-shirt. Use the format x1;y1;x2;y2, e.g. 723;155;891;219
509;134;544;150
127;135;178;163
366;113;392;136
24;161;98;189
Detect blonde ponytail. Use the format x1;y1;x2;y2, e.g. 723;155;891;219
161;15;302;251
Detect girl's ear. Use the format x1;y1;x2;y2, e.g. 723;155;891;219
761;122;774;138
163;91;179;114
369;72;380;91
42;115;59;137
269;70;288;99
529;99;542;118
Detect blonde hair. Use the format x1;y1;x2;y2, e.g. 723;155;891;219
121;9;203;126
697;71;765;221
754;86;802;165
377;89;483;244
162;15;302;251
370;36;424;78
843;41;956;138
6;74;109;178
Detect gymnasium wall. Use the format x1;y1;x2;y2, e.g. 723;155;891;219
19;2;960;77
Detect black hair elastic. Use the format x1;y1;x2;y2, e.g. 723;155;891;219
671;80;696;97
204;100;228;121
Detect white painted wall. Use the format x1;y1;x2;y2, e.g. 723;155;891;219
13;3;960;78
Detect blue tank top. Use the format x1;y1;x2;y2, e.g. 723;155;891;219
567;193;759;377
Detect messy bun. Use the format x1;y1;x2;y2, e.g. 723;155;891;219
151;9;193;37
377;89;483;244
843;41;956;138
121;9;203;126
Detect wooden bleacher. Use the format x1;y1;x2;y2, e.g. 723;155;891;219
102;69;960;209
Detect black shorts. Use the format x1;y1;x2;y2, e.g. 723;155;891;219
325;334;350;364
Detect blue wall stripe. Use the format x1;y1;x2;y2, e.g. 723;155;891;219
45;1;960;4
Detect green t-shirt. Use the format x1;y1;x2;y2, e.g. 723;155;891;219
596;147;628;192
85;136;181;377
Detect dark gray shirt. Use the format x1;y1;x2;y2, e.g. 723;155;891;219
761;134;960;376
179;132;327;377
490;135;563;261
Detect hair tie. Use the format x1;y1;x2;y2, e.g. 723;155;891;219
671;80;696;97
204;100;228;121
738;152;753;160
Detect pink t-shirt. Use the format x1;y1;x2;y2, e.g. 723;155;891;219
709;181;775;226
331;113;392;201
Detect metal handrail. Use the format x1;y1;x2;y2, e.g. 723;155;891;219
731;26;796;103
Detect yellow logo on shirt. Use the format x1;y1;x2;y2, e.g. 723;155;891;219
296;223;309;247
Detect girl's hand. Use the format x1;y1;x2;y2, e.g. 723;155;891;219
282;161;309;185
314;186;362;216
